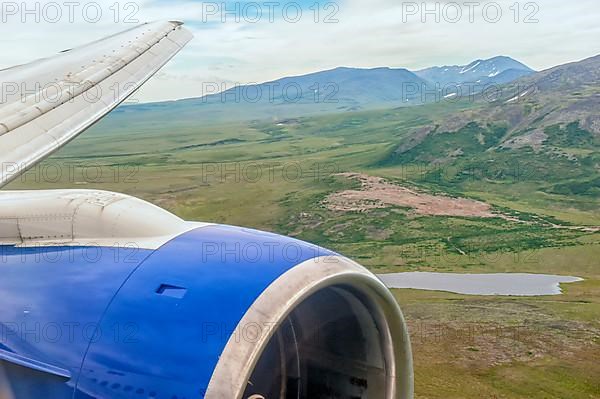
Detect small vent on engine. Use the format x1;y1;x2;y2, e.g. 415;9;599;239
156;284;187;299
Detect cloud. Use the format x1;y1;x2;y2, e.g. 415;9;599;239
1;0;599;102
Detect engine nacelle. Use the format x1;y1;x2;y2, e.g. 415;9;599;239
0;190;413;398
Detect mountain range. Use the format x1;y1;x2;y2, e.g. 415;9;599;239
197;55;535;107
113;54;599;178
118;56;537;122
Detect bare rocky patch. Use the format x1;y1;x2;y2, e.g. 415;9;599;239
324;173;496;218
324;173;600;233
500;129;548;151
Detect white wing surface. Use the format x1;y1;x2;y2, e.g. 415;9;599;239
0;21;192;187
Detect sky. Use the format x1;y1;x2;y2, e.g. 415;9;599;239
1;0;599;102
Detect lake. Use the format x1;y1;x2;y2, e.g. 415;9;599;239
378;272;583;296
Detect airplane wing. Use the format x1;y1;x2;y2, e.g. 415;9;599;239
0;21;192;187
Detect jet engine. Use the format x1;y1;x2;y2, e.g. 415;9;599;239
0;190;413;398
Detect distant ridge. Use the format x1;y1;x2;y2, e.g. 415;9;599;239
195;66;430;105
117;55;536;122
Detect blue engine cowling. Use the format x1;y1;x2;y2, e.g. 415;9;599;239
0;224;413;398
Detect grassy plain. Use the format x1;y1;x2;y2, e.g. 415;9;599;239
8;103;600;398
